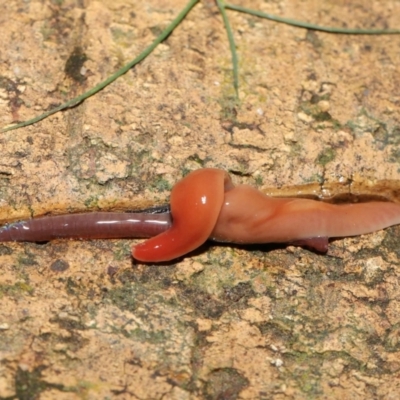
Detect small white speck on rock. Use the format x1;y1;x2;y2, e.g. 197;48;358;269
271;358;284;367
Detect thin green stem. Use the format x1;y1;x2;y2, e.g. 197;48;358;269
1;0;200;133
225;3;400;34
216;0;239;97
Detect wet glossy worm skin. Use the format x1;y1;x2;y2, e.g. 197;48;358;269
0;212;171;242
210;184;400;247
132;169;233;262
132;169;400;261
2;169;400;263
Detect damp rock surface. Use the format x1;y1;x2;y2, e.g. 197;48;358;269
1;0;400;398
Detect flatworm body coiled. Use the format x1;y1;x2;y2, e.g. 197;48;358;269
2;169;400;262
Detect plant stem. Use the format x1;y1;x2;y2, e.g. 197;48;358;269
216;0;239;97
1;0;200;133
225;3;400;34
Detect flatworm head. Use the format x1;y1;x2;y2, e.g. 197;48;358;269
132;168;232;262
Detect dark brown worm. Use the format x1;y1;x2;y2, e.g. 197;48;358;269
0;212;172;242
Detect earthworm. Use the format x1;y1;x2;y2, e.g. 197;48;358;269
0;212;171;242
1;169;400;263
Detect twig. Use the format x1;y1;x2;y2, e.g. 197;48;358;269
216;0;239;97
1;0;200;133
225;3;400;34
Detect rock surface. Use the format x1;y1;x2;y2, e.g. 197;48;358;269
1;0;400;398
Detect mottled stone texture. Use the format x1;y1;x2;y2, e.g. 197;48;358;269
1;0;400;399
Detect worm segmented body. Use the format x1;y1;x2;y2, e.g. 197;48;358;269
1;168;400;262
0;212;172;242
